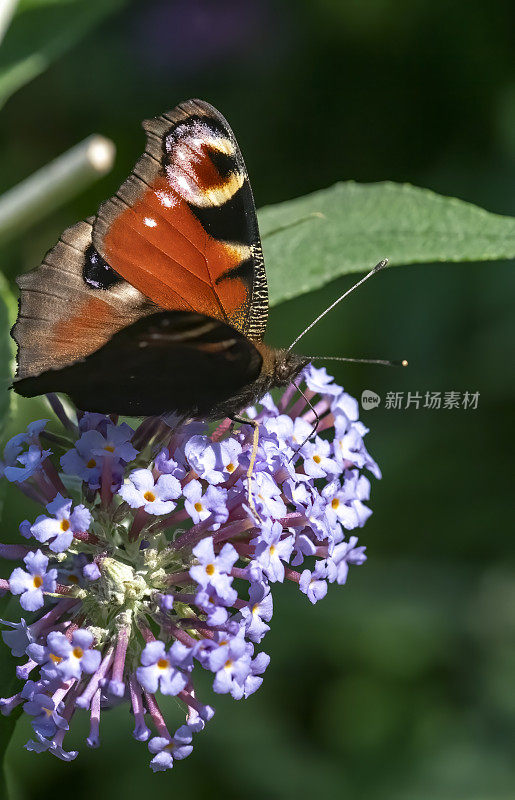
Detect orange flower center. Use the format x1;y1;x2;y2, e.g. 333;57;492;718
226;462;236;473
32;575;43;588
331;498;340;509
86;458;96;468
60;519;70;531
224;659;233;670
73;647;83;659
194;502;203;512
49;653;62;664
205;563;215;576
157;658;169;669
104;444;115;453
313;455;321;464
143;491;156;502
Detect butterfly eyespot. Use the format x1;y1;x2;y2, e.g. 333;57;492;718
82;245;122;290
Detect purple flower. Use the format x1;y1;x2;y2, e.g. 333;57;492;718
83;563;100;581
78;412;109;433
304;365;342;396
250;472;287;519
321;480;361;532
3;445;51;483
60;430;105;488
2;420;48;474
194;586;234;626
263;414;313;455
9;550;57;611
183;480;228;525
185;436;242;484
302;490;335;542
256;392;280;416
232;650;270;699
301;436;339;479
0;367;378;770
61;424;137;489
90;422;137;460
331;391;359;424
30;494;91;553
190;537;238;602
29;630;100;680
262;414;295;450
204;630;252;698
0;618;34;657
24;694;69;738
323;536;367;584
25;732;78;761
168;640;196;672
136;641;187;695
299;566;328;604
154;449;186;479
252;521;294;583
238;582;273;643
119;469;181;514
333;419;381;479
148;724;193;772
291;531;317;567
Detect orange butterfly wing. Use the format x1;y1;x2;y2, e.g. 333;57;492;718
92;99;268;341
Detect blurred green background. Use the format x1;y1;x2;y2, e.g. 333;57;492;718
1;1;515;798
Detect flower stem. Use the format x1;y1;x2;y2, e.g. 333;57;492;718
0;135;115;246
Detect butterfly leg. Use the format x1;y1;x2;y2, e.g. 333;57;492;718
230;415;262;523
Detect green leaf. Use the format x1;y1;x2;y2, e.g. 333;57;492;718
0;0;129;109
259;181;515;307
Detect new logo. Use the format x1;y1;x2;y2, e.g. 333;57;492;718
361;389;381;410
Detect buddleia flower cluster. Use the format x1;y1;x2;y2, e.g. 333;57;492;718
0;366;379;772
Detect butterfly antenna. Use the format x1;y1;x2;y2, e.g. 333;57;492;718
288;382;320;462
305;356;409;368
288;259;388;352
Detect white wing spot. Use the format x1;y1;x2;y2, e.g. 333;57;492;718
155;190;175;208
143;217;157;227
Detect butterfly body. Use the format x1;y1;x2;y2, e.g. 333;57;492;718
11;100;308;419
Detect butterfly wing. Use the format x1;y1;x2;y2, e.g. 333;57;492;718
12;99;268;398
11;219;156;380
14;311;264;418
92;98;268;342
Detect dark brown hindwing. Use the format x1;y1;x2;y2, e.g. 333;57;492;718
14;311;264;418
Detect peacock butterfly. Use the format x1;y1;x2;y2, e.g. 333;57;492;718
11;99;309;420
